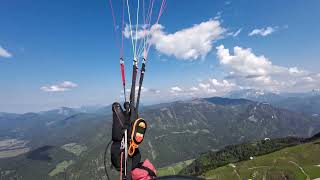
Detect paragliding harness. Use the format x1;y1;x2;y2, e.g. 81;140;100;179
111;105;145;175
106;0;167;179
109;57;155;180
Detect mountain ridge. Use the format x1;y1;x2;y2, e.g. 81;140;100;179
1;96;320;179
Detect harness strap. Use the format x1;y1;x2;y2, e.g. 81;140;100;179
136;163;157;178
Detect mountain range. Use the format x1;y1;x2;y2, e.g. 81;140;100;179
227;89;320;115
0;93;320;179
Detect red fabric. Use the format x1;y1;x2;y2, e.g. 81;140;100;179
136;136;143;143
120;63;125;86
132;159;157;180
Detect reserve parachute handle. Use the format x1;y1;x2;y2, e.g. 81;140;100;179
128;118;147;157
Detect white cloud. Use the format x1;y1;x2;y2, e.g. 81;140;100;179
124;24;149;40
41;81;78;92
248;26;276;37
214;11;222;20
206;78;236;94
199;83;211;90
198;82;217;94
211;79;235;88
216;45;277;77
125;19;226;60
150;19;226;60
138;86;147;93
216;45;320;92
190;87;199;92
126;86;160;94
289;67;304;75
232;28;242;37
123;25;131;38
170;86;183;94
0;46;12;58
169;79;237;97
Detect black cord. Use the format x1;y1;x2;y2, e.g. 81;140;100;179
104;139;112;180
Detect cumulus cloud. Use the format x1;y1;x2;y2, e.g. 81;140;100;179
41;81;78;92
124;19;226;60
169;79;237;97
216;45;277;77
211;79;235;88
201;79;236;95
198;82;217;93
248;26;276;37
126;86;160;94
216;45;320;92
190;87;199;92
150;20;225;60
199;83;211;90
0;46;12;58
170;86;183;94
123;24;149;40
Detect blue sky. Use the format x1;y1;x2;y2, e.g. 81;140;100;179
1;0;320;113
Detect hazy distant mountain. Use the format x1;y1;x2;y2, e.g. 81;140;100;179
281;88;320;98
0;107;110;148
0;112;19;120
76;104;112;114
274;95;320;116
39;107;78;116
312;88;320;95
227;89;320;116
226;89;282;103
226;88;320;102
